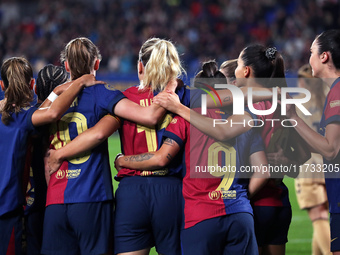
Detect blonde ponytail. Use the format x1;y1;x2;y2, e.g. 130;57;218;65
1;57;33;125
139;38;185;92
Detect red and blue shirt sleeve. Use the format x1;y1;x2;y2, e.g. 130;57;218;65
163;116;188;148
324;81;340;126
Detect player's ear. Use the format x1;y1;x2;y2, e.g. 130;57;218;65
244;66;251;78
94;59;100;71
138;61;144;75
30;78;35;91
0;80;5;91
64;61;70;72
321;51;329;64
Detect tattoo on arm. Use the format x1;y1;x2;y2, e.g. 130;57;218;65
166;153;173;161
126;153;155;162
163;138;175;146
223;96;231;102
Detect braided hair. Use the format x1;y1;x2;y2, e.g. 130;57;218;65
36;64;68;101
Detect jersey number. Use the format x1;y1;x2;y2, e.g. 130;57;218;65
208;142;236;192
50;112;90;164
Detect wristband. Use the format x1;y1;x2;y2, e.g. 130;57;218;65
47;91;58;102
115;153;124;162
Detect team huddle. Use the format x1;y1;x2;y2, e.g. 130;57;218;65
0;29;340;255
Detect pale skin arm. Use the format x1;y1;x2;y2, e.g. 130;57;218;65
47;115;120;174
153;91;253;141
47;79;178;175
31;74;104;126
113;79;178;127
248;151;270;198
114;98;164;127
115;138;270;198
39;82;72;108
115;138;180;171
206;86;273;107
287;105;340;161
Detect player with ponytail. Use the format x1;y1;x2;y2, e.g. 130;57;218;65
0;57;99;255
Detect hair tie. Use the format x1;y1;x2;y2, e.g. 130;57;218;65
265;47;277;60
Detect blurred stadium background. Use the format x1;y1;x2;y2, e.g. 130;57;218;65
1;0;339;254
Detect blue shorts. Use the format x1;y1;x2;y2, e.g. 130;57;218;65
253;206;292;246
0;208;23;255
114;176;182;255
41;201;113;255
330;213;340;252
25;209;45;255
181;213;258;255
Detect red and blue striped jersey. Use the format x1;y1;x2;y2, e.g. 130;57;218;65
251;101;290;207
319;77;340;214
116;85;190;179
46;84;125;206
164;109;265;229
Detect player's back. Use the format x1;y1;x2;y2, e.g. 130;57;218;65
166;108;264;228
46;84;124;206
0;106;37;216
117;85;189;178
319;78;340;213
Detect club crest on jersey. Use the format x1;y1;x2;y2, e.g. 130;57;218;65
208;191;221;200
171;118;177;124
105;83;116;91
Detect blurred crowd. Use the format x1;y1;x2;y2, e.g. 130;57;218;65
0;0;339;76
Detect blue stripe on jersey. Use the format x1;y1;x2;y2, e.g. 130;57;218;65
155;85;190;149
163;131;183;149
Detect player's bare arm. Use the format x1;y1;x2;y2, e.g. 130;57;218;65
286;103;340;160
32;74;104;126
47;114;120;174
115;138;180;171
248;151;270;198
113;79;179;127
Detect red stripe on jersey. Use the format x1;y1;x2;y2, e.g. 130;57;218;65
252;101;288;207
6;228;15;255
325;82;340;120
46;161;69;206
117;87;159;178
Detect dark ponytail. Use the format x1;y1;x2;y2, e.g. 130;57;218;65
316;30;340;70
196;60;225;79
194;60;226;88
241;44;287;88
